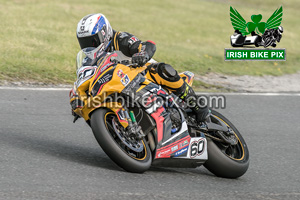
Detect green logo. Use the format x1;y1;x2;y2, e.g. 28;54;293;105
225;6;286;61
230;6;283;35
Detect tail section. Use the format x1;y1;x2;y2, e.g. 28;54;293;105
179;71;195;87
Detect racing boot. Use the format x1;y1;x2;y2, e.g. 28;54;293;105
175;82;210;122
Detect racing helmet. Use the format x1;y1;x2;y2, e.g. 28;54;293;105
76;13;113;50
278;26;284;34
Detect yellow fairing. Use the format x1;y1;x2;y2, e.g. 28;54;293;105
90;64;146;97
77;64;147;124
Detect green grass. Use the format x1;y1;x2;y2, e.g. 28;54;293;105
0;0;299;84
192;80;234;93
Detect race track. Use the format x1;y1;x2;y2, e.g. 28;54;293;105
0;88;299;200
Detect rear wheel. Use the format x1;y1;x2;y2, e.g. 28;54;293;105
91;108;152;173
204;110;249;178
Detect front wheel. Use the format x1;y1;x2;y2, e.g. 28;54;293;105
91;108;152;173
204;110;249;178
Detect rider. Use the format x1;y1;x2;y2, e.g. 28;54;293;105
72;13;209;123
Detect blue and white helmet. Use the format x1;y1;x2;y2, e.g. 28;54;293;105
76;13;113;51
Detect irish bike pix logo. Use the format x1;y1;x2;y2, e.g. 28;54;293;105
225;6;286;61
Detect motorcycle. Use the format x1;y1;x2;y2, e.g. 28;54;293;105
70;47;249;178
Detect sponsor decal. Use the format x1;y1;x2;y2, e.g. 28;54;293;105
144;94;157;107
122;74;145;93
81;14;93;25
77;30;89;35
157;149;171;158
171;145;178;152
117;109;125;120
155;136;191;159
91;69;114;97
99;62;114;73
174;146;188;157
190;139;205;158
179;140;189;148
81;16;88;25
128;36;139;45
121;74;130;86
225;6;285;61
98;73;112;84
117;69;125;78
116;109;128;124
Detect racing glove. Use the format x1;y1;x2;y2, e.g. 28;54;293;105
132;51;149;66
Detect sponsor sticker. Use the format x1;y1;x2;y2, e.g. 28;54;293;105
121;74;130;86
100;62;114;73
77;30;89;35
117;69;125;78
117;109;126;120
129;36;139;45
157;149;170;158
174;146;188;157
179;140;189;148
98;73;112;84
171;145;178;152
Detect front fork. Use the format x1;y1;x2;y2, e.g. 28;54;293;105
123;108;145;140
104;102;145;140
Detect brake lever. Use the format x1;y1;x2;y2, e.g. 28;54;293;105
124;59;140;68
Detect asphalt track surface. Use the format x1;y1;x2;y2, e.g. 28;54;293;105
0;88;299;200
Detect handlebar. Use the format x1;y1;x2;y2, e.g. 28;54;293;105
111;58;140;68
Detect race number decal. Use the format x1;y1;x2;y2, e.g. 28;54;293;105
76;66;97;88
190;139;205;158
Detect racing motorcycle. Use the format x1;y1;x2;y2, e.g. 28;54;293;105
70;48;249;179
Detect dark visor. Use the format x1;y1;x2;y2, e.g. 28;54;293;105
77;31;105;49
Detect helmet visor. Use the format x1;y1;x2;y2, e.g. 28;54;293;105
77;31;105;49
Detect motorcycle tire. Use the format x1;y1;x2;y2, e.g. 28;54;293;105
91;108;152;173
264;37;275;48
204;110;249;178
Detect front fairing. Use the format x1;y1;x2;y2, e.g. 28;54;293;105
89;60;147;97
78;51;147;121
